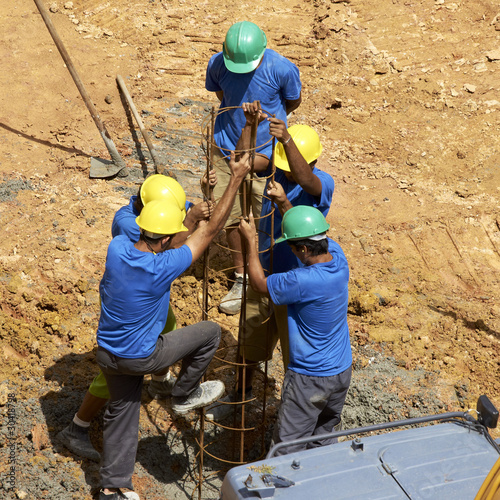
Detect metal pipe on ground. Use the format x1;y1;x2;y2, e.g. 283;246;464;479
33;0;127;178
116;74;163;175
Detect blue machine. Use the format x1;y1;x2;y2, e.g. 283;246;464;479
220;395;499;499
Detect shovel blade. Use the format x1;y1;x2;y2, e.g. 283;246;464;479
89;157;128;179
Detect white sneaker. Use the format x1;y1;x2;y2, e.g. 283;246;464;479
171;380;225;415
219;276;245;315
99;489;140;499
204;393;236;422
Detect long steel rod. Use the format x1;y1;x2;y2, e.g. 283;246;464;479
198;107;216;499
33;0;126;174
116;74;161;173
245;101;260;217
261;132;276;453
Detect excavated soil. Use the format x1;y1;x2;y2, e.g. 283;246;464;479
1;0;499;498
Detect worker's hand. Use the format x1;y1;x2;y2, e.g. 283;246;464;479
185;201;215;224
266;180;287;204
268;117;291;144
239;211;256;242
229;151;251;181
201;169;218;190
242;101;268;127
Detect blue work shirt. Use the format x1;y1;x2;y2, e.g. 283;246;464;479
267;238;351;376
96;236;192;358
259;168;334;275
206;49;302;160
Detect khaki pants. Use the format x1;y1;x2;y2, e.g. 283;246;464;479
239;286;290;369
212;148;266;226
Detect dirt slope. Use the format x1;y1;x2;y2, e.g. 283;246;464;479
1;0;499;498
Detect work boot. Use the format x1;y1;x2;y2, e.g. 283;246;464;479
205;388;253;422
99;489;140;500
148;372;177;399
56;421;100;462
219;275;246;315
172;380;225;415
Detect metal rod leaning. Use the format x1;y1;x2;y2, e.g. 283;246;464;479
197;107;217;500
33;0;127;178
116;74;162;174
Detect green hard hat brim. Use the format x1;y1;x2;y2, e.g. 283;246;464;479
275;233;328;245
222;52;264;74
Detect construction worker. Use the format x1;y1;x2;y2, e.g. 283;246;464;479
205;21;302;314
112;172;217;242
206;115;334;421
96;152;250;500
56;173;216;463
239;206;352;455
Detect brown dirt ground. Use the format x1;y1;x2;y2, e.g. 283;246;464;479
1;0;500;498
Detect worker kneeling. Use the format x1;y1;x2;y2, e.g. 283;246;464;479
239;205;352;456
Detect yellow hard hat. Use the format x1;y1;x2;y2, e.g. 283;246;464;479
140;174;186;213
274;124;323;172
136;200;188;237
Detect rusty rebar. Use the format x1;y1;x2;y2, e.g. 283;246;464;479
260;133;276;452
406;231;430;270
480;220;500;259
444;223;479;285
196;104;273;492
198;107;216;500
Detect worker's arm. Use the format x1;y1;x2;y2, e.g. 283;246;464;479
215;90;224;102
170;214;196;248
266;180;293;216
268;117;323;197
285;94;302;115
170;168;217;247
185;201;215;225
234;101;270;174
239;213;269;295
185;152;250;263
169;199;215;248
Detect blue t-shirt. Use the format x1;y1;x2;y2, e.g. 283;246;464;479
267;238;351;376
111;196;141;241
259;168;334;274
205;49;302;159
111;195;195;242
96;235;192;358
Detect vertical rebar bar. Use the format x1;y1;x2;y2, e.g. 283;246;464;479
198;107;216;499
246;101;260;217
197;105;275;492
237;105;258;463
261;133;276;453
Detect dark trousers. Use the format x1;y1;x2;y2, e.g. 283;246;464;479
273;366;352;456
96;321;221;489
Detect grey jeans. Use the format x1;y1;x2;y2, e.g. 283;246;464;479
273;366;352;456
96;321;221;489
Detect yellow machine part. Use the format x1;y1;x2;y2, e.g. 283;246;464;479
475;457;500;500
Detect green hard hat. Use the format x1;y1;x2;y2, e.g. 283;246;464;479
222;21;267;74
275;206;330;244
